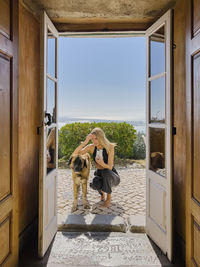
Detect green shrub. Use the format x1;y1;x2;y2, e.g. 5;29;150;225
133;132;146;159
58;122;137;160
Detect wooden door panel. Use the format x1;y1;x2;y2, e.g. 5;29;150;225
0;0;10;38
193;52;200;204
0;54;11;201
193;219;200;266
149;180;166;231
0;216;11;264
0;0;18;266
45;172;57;228
186;0;200;265
193;0;200;36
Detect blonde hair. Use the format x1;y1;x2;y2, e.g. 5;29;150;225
90;127;117;153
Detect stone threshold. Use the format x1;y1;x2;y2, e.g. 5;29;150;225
46;231;162;267
58;214;146;233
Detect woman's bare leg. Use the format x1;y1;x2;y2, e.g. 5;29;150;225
100;191;105;201
101;193;111;207
98;190;105;201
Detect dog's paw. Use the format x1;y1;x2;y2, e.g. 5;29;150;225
71;205;78;212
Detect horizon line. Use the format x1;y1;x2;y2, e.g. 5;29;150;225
58;116;146;122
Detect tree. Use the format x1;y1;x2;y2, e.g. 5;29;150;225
133;132;146;159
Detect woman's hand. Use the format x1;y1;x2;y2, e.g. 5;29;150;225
84;133;93;144
95;156;104;166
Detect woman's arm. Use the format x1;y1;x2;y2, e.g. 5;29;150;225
72;134;94;155
95;145;114;170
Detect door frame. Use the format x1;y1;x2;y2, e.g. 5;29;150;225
186;0;200;265
38;11;59;258
38;9;174;260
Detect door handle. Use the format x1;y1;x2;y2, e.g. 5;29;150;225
45;112;52;126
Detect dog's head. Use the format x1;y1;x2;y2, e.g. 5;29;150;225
151;152;164;171
68;153;90;173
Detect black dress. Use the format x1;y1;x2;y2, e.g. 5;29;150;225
89;146;120;194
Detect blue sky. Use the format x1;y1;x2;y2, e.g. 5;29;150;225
58;36;146;121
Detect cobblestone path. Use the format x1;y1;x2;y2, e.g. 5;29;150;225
58;166;146;220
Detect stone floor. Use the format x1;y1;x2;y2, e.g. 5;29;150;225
58;165;146;221
19;231;185;267
18;165;185;267
46;232;163;267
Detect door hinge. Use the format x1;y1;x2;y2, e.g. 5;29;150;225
173;43;176;49
172;126;176;135
37;126;42;135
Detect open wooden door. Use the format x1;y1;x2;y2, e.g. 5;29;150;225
38;11;59;258
145;10;173;261
0;0;19;266
186;0;200;266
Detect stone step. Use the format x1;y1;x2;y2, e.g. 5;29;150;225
128;215;146;233
58;214;146;233
58;214;127;232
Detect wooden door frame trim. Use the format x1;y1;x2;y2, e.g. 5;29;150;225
0;0;19;265
186;0;194;266
11;0;19;264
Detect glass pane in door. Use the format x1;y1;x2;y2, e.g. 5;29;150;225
150;76;165;123
46;127;56;174
47;29;56;78
47;78;56;123
150;25;165;77
149;127;165;177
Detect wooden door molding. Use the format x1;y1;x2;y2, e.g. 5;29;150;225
186;0;200;266
0;0;19;266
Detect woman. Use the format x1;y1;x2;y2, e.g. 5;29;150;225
72;127;120;207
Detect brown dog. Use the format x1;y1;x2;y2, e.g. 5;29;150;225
151;152;165;171
68;153;91;212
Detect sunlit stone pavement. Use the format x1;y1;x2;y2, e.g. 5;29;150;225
57;164;146;221
20;166;184;267
47;232;162;267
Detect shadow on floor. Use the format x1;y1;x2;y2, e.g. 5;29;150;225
19;231;185;267
148;237;185;267
19;233;52;267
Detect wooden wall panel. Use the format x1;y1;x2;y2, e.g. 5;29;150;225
173;0;186;241
0;0;10;38
19;3;40;234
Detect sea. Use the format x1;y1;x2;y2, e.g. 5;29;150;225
58;117;146;134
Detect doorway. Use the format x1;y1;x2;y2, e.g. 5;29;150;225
38;10;173;261
57;35;146;226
